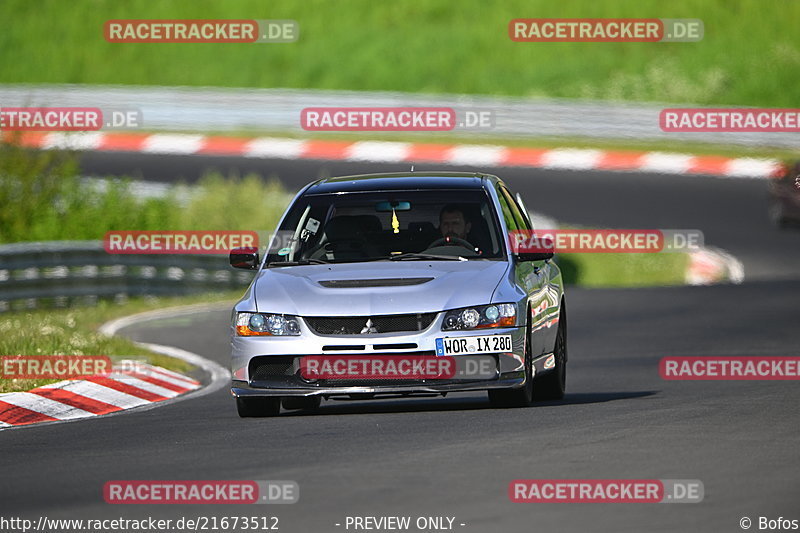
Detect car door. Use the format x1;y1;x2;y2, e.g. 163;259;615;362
496;185;548;356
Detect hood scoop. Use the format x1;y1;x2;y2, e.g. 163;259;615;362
318;277;434;288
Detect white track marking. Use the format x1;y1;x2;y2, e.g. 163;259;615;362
245;137;306;158
346;141;412;162
142;134;205;154
0;392;94;420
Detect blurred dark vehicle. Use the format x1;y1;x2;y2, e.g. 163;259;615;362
768;161;800;228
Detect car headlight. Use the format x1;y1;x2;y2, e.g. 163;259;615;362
441;303;516;331
236;312;301;336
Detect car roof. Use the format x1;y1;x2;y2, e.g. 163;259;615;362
303;172;502;195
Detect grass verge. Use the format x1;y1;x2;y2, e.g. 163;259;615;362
1;0;798;108
559;252;689;288
0;291;242;393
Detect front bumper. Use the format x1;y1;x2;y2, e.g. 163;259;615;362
230;351;556;398
231;311;558;399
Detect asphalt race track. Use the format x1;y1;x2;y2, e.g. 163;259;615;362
2;153;799;532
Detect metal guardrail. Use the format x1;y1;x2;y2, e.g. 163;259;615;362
0;84;796;148
0;241;252;313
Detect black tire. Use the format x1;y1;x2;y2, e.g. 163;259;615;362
488;315;534;408
281;396;322;411
236;396;281;417
533;307;567;401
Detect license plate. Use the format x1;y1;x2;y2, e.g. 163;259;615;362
435;335;513;356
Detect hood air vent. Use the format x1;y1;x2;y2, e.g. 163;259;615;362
318;277;434;288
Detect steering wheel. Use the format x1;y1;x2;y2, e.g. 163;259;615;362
428;236;475;250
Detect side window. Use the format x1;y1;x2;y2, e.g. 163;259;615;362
496;187;519;232
500;187;530;231
513;191;534;230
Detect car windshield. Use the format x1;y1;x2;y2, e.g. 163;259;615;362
265;189;506;265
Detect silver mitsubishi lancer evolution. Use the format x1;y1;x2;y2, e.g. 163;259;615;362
228;172;567;417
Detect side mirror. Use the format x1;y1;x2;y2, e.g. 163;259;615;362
510;234;554;262
230;247;260;270
515;251;553;262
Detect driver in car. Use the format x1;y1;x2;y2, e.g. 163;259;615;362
439;204;472;241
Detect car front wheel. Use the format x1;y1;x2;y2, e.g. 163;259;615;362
533;307;567;401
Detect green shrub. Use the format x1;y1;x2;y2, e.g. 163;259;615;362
0;141;291;243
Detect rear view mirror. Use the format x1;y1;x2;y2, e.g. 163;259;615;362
375;200;411;212
230;247;260;269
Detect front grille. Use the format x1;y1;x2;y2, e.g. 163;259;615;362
322;345;365;351
373;343;418;350
318;350;440;387
249;356;295;380
304;313;436;335
249;351;461;388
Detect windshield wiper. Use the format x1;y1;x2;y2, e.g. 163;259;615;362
267;258;329;267
388;253;467;262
